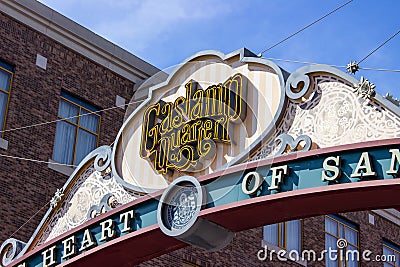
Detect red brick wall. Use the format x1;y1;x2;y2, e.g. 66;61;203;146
140;211;400;267
0;11;136;244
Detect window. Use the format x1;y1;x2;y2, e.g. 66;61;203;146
264;220;302;252
325;215;359;267
383;240;400;267
52;92;100;166
0;61;14;138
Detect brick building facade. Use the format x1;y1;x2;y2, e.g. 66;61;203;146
0;0;158;246
0;1;399;267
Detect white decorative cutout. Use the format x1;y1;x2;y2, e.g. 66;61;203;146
37;166;136;244
252;76;400;160
289;80;400;147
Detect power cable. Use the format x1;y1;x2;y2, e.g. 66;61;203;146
358;30;400;64
264;57;346;69
258;0;353;57
0;99;143;134
264;57;400;73
0;153;77;167
347;29;400;74
8;200;50;239
0;99;145;167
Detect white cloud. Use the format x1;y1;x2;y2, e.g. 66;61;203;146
66;0;238;52
38;0;237;51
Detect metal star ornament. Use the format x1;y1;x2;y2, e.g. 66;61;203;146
346;61;359;74
50;188;64;209
353;76;376;99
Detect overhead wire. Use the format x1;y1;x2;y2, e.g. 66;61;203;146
8;200;51;239
0;99;145;167
342;29;400;75
358;30;400;64
264;57;400;73
256;0;398;75
258;0;353;57
0;99;144;134
264;57;346;69
0;153;77;167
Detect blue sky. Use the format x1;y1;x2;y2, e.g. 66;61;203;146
37;0;399;97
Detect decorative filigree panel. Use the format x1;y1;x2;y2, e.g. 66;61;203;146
289;79;400;146
252;76;400;160
37;166;136;245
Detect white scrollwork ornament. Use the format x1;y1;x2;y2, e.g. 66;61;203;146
251;75;400;160
37;166;135;244
0;239;26;267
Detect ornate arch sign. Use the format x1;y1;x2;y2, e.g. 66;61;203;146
2;49;400;267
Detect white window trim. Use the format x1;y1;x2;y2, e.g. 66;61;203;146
48;158;74;176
